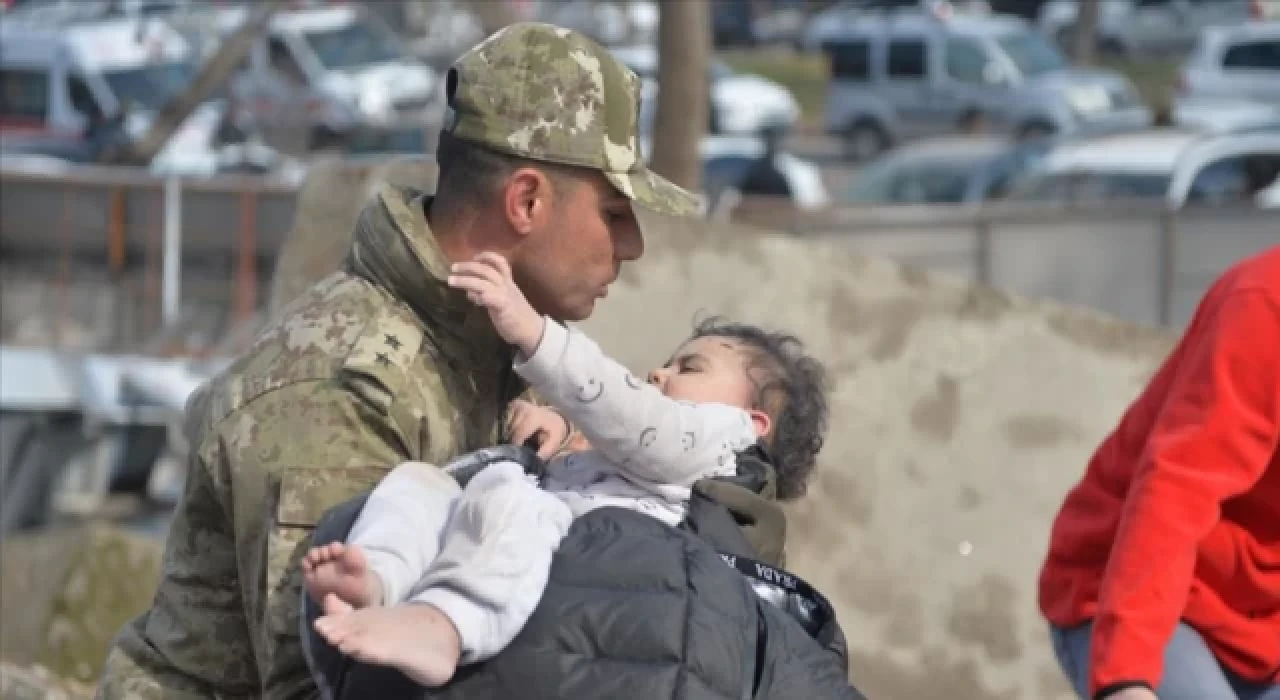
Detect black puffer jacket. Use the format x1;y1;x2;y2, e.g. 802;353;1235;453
303;448;864;700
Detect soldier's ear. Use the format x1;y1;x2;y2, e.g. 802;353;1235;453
503;167;552;237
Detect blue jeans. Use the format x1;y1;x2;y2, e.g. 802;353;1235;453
1050;621;1280;700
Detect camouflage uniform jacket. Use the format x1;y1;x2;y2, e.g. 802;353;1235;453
97;184;527;699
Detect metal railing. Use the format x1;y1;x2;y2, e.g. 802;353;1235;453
728;197;1280;329
1;164;297;352
3;164;1277;352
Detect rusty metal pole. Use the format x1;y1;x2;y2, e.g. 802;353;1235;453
144;186;161;339
107;186;127;349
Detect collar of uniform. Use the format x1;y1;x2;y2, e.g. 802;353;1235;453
349;183;507;366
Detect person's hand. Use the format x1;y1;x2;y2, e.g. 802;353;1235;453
1102;687;1158;700
508;400;571;460
447;252;544;355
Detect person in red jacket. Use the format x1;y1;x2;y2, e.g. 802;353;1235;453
1039;245;1280;700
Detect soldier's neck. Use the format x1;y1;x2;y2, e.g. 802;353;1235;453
428;206;512;266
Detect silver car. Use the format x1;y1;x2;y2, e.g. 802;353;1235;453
807;8;1151;160
1005;127;1280;209
1038;0;1263;58
842;134;1050;204
1178;21;1280;104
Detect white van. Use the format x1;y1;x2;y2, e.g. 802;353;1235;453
0;15;225;174
216;4;439;152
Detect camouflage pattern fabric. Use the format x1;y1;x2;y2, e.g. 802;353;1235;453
444;22;704;219
95;185;528;699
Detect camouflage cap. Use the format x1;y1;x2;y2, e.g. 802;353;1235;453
443;22;703;219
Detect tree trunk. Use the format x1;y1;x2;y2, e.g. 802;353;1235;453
99;0;289;166
1072;0;1100;66
649;0;711;191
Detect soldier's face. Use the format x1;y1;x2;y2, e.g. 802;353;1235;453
512;171;643;322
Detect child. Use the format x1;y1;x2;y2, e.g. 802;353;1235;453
301;252;829;688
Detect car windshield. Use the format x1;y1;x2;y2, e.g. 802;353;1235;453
996;31;1068;77
1006;171;1172;202
102;61;198;111
301;21;401;70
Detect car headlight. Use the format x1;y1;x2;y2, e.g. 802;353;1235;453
359;86;393;118
1065;85;1112;115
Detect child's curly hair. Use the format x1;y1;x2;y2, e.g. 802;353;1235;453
688;317;830;500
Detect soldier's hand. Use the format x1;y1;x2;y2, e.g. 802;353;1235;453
508;400;572;460
448;252;544;355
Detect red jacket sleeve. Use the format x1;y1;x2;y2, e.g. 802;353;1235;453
1090;289;1280;698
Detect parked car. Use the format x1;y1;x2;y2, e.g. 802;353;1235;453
638;134;830;210
1037;0;1266;58
610;44;801;137
843;134;1049;204
215;4;438;153
0;14;227;175
1172;97;1280;133
805;6;1150;161
1005;127;1280;208
1177;21;1280;105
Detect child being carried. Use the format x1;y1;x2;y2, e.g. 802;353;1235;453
302;252;828;688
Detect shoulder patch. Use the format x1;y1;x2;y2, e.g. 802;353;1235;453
341;305;425;389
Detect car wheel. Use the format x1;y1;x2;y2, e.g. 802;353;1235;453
1017;120;1056;142
958;109;987;134
309;125;348;153
1097;37;1128;58
843;120;889;162
1055;26;1075;52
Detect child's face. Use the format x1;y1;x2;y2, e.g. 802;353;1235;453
647;335;772;439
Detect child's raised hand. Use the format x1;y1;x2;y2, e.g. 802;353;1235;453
447;252;544;355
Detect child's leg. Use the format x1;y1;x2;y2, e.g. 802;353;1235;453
312;461;572;686
303;461;461;609
413;462;573;663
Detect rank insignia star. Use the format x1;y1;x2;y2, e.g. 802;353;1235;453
385;334;402;350
375;352;391;367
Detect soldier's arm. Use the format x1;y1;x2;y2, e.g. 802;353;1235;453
238;377;442;698
97;437;259;699
100;378;442;699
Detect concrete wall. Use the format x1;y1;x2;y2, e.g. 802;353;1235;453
266;159;1179;699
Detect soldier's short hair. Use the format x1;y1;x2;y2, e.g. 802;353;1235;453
434;131;577;211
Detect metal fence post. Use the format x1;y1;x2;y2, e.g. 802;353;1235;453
162;177;183;327
1158;210;1177;327
237;189;258;321
975;213;992;285
55;188;74;347
108;186;127;350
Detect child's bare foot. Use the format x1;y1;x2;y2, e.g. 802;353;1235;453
313;601;462;688
301;542;382;609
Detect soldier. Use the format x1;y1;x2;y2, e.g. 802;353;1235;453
97;22;701;699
